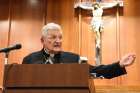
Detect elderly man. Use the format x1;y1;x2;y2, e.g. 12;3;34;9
22;23;136;79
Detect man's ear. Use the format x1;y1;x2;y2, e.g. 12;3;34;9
40;37;44;44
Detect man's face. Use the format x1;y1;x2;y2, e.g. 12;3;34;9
41;29;62;54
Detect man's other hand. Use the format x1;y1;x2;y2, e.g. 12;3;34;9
119;53;136;67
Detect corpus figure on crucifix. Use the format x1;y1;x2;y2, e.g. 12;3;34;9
91;2;103;65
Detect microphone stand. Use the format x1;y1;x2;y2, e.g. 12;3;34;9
2;51;9;93
4;52;9;64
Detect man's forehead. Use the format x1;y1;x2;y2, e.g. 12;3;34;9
47;29;62;35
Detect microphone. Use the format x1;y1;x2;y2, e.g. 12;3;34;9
0;44;22;53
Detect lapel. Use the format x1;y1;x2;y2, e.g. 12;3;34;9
42;49;62;64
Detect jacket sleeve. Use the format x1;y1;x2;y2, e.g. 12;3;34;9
89;62;127;79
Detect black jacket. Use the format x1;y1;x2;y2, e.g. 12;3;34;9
22;49;127;79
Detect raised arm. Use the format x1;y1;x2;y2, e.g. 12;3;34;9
74;2;93;10
90;53;136;79
100;2;118;9
74;2;119;10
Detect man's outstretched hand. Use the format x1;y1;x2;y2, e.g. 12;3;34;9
119;53;136;67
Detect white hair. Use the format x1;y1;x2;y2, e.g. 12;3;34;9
42;23;62;36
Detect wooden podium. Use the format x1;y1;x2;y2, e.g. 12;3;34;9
3;64;91;93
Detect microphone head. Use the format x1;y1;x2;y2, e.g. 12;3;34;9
0;43;22;53
14;44;22;49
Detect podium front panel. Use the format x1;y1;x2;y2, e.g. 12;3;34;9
3;64;91;93
4;64;89;87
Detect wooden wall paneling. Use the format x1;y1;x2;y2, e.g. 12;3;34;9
46;0;80;54
134;1;140;86
46;0;62;23
0;0;10;87
101;15;118;65
9;0;45;64
59;0;79;53
118;0;140;86
74;0;124;86
79;0;140;88
94;0;140;87
80;15;95;65
94;12;121;86
75;1;122;86
73;0;96;65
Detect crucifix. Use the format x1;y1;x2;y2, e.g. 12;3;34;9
74;1;120;65
91;2;103;65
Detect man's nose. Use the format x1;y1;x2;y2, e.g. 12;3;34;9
55;38;62;43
